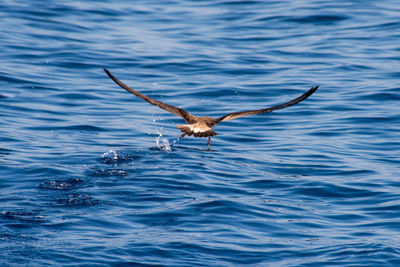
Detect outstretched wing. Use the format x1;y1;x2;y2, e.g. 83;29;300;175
104;68;197;124
212;85;318;125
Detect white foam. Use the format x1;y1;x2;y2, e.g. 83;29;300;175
162;138;171;152
102;149;118;160
156;133;171;152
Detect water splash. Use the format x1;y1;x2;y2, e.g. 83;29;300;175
102;149;119;161
161;138;171;152
156;136;172;152
155;131;172;152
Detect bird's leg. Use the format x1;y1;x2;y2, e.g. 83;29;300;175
207;137;211;146
179;133;186;139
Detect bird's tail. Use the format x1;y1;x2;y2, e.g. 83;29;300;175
177;125;217;137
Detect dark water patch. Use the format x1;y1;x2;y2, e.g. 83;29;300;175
325;213;367;223
1;210;46;224
33;116;66;123
25;9;59;19
51;61;101;70
239;178;295;190
310;130;344;137
6;104;66;116
39;177;84;190
293;182;378;199
217;0;264;6
100;150;141;165
192;199;253;216
55;93;100;100
135;211;185;228
346;20;400;32
157;242;270;265
85;167;129;178
220;35;279;43
288;243;400;266
54;194;101;207
0;72;37;84
64;125;106;132
340;116;393;124
388;71;400;78
149;218;180;227
85;7;150;17
0;147;12;155
336;63;376;71
359;92;400;101
25;124;106;132
285;14;349;25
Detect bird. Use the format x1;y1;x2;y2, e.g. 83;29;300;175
104;68;318;146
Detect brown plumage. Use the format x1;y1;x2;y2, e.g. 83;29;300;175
104;68;318;146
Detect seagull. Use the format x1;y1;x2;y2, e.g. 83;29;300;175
104;68;318;146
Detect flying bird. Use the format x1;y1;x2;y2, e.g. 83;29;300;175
104;68;318;146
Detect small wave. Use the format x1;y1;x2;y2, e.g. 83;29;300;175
39;177;84;190
101;149;140;165
1;210;46;223
54;194;101;207
285;14;349;25
24;125;106;132
85;167;129;178
57;125;105;131
0;148;12;155
55;93;99;100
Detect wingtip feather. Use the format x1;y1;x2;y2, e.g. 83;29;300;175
305;85;319;98
311;85;319;92
103;67;112;77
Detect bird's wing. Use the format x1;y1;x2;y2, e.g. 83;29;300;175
104;68;197;124
212;85;318;125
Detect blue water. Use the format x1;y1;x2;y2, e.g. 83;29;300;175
1;0;400;266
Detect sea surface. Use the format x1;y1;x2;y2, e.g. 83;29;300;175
1;0;400;266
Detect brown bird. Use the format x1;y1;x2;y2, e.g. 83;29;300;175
104;68;318;146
